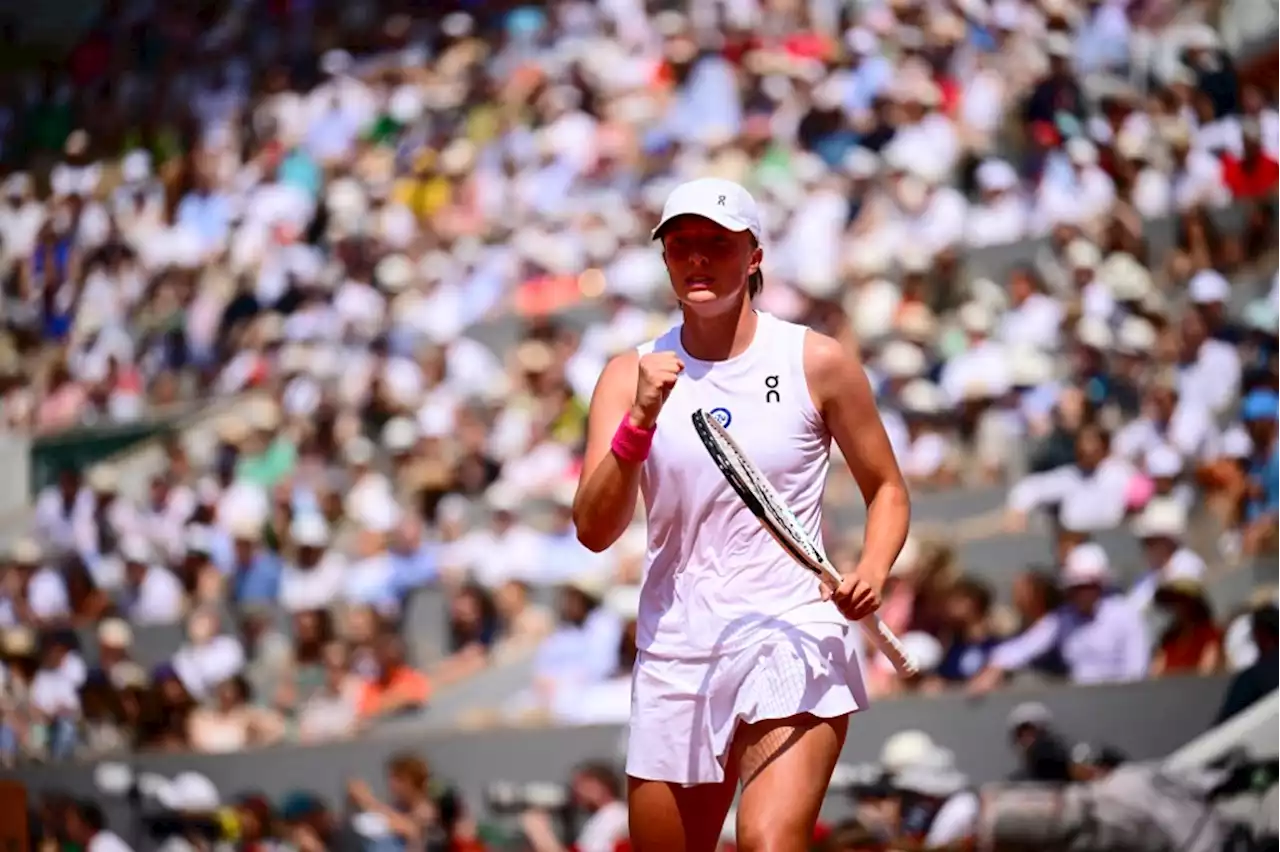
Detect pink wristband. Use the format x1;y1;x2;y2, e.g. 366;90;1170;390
611;415;656;464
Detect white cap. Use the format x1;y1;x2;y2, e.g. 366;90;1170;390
1062;543;1109;587
1165;549;1207;583
894;747;969;797
1046;31;1073;58
1066;239;1101;271
880;730;937;773
381;417;419;453
958;302;994;335
1131;497;1187;539
1007;701;1053;730
651;178;763;242
1144;444;1184;478
1066;137;1098;166
1010;346;1053;387
120;535;152;564
604;585;641;620
485;483;521;514
344;436;376;466
975;159;1018;192
901;379;945;415
290;514;330;548
900;631;944;673
1220;426;1254;459
11;538;42;565
1116;316;1156;354
156;772;220;812
97;618;134;648
1188;269;1230;304
1076;315;1113;350
879;341;927;379
88;465;119;493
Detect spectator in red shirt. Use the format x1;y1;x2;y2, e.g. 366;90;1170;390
1221;119;1279;200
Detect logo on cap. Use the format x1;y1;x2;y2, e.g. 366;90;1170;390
717;195;726;206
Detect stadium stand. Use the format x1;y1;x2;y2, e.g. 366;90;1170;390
0;0;1275;849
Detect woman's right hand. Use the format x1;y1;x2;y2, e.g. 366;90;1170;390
630;352;684;429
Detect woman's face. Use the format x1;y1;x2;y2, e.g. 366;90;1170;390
159;676;188;706
1012;575;1042;617
945;592;978;626
660;217;760;316
1146;534;1172;568
345;608;377;643
1075;427;1106;469
216;679;241;710
451;591;481;627
295;611;320;643
495;580;527;618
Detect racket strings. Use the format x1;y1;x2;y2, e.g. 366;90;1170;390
706;414;814;539
704;415;823;562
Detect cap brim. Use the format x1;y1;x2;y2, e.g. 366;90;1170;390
651;209;754;241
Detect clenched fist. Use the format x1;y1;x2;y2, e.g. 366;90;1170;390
821;571;883;622
630;351;685;429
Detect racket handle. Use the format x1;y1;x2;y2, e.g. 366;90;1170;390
859;615;919;678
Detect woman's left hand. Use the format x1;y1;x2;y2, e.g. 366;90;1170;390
822;570;883;622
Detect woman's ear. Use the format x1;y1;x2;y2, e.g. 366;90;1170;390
749;244;763;274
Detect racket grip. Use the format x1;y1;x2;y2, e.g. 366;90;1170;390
859;615;919;678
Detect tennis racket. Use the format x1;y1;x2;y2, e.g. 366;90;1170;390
691;408;919;677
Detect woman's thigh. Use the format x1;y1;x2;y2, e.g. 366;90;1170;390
627;772;737;852
732;712;849;852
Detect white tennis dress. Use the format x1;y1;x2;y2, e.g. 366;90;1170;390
626;311;868;785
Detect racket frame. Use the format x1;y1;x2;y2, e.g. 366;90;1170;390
691;408;919;677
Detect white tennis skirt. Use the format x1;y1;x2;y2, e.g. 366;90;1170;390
625;621;868;785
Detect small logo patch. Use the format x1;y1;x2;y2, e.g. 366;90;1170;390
717;195;727;206
709;407;732;427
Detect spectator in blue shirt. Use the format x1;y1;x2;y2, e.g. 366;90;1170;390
1241;389;1279;555
175;175;232;256
532;577;622;708
388;517;439;597
933;577;1000;686
227;522;282;605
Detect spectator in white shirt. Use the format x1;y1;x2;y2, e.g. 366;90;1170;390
280;514;347;613
449;485;548;588
1114;382;1218;464
32;469;86;555
1007;422;1135;532
972;544;1149;690
1121;131;1174;219
29;632;83;759
66;801;135;852
966;159;1027;248
521;762;629;852
998;266;1064;349
940;303;1012;407
1177;307;1242;417
1127;499;1208;612
119;536;186;625
10;539;71;626
896;380;959;488
72;465;138;575
1062;239;1115;321
172;608;247;701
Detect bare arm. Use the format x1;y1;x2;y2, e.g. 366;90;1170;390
806;331;911;591
573;352;643;552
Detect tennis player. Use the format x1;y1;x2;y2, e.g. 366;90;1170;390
573;178;911;852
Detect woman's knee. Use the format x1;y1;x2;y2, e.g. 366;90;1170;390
734;810;814;852
627;777;734;852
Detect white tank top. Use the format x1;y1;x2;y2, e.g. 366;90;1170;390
636;312;845;657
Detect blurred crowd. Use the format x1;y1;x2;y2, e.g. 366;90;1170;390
0;0;1277;849
20;698;1279;851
